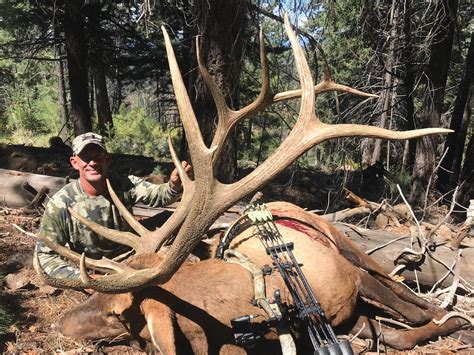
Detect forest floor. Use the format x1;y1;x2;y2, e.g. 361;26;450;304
0;206;472;354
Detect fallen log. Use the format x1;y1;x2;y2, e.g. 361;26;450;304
0;169;69;208
335;222;474;290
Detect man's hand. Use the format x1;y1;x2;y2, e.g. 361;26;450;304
169;161;192;193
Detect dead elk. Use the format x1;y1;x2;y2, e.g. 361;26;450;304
34;14;470;354
46;203;472;352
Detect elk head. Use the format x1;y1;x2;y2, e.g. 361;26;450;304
36;15;450;293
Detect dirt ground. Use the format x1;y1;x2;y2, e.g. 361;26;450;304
0;206;472;354
0;208;145;354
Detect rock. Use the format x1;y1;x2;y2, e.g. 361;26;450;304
38;284;61;296
374;213;389;229
435;225;452;242
3;272;31;290
393;203;411;220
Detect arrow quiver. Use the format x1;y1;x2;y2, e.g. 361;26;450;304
219;204;353;355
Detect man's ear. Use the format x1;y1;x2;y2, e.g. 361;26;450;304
70;155;80;170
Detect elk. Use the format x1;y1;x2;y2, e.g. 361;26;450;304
35;15;471;353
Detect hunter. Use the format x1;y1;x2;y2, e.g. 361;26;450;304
34;132;192;279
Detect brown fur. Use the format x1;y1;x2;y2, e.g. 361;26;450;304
225;208;359;326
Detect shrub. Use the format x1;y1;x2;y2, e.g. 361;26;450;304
105;104;179;161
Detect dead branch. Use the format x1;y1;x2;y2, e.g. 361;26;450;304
375;316;413;329
366;235;408;255
440;249;462;309
433;311;474;327
322;207;372;222
11;223;37;238
343;187;372;208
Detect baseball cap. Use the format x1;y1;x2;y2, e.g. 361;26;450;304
72;132;106;155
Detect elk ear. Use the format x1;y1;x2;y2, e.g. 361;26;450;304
104;293;135;315
142;299;177;353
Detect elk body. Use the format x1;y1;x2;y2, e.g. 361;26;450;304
35;14;471;353
54;202;471;352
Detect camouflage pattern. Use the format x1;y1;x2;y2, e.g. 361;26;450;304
72;132;105;155
34;174;180;279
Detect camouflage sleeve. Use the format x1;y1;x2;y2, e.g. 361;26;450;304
128;175;181;207
33;199;79;280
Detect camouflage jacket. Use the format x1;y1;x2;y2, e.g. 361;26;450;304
34;175;180;279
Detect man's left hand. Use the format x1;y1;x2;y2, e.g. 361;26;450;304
169;161;192;193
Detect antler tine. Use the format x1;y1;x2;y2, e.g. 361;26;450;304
79;253;95;285
318;45;332;83
273;83;378;103
34;252;88;290
195;35;229;130
209;30;274;157
283;14;316;124
106;179;150;237
68;207;145;253
38;234;134;274
273;40;380;102
167;135;192;190
148;136;196;251
227;13;453;200
162;26;209;164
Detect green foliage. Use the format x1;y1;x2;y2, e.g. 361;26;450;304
385;169;412;196
0;30;60;146
0;0;471;201
1;79;59;144
105;104;178;161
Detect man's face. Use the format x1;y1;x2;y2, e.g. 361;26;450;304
70;144;110;183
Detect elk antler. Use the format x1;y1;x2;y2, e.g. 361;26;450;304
39;15;451;293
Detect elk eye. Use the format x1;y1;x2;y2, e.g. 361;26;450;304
110;311;124;320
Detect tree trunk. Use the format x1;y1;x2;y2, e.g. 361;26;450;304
111;71;123;115
335;223;474;288
438;32;474;192
64;0;91;135
94;64;113;135
89;2;113;136
89;70;95;118
400;0;416;171
371;0;398;164
54;42;69;141
410;0;458;203
455;92;473;213
189;0;248;183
